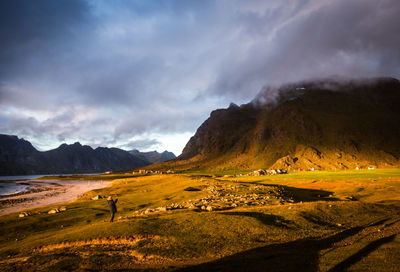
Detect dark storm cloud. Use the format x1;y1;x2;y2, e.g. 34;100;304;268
212;0;400;98
0;0;399;154
0;0;91;79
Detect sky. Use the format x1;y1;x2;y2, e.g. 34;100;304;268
1;0;399;156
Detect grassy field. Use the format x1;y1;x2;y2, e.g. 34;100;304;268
1;169;400;271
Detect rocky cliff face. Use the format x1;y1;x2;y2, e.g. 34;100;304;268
0;136;150;175
178;77;400;170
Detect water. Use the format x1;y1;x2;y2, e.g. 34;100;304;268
0;173;103;197
0;183;30;196
0;175;46;181
0;173;104;182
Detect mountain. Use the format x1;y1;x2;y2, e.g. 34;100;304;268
0;135;42;174
176;77;400;170
0;135;150;175
129;150;176;164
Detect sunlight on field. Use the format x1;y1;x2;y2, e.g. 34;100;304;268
1;170;399;271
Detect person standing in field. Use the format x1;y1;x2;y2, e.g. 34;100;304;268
107;196;118;222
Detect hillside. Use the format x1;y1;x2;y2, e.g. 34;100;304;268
176;77;400;170
0;135;150;175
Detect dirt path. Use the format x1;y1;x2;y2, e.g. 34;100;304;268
0;179;111;215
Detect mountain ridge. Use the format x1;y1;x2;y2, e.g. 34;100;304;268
172;77;400;170
129;149;176;164
0;135;173;175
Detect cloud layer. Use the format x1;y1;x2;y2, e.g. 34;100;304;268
1;0;399;155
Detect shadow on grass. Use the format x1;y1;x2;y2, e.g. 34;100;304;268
300;212;342;228
221;211;299;229
11;232;395;272
177;220;397;272
283;185;339;202
91;208;108;213
327;234;396;272
237;181;339;202
176;227;365;272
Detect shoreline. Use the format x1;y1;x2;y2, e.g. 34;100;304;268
0;179;111;216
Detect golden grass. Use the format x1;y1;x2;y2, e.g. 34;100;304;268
36;235;162;252
1;170;400;271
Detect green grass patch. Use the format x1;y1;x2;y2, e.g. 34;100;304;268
232;169;400;180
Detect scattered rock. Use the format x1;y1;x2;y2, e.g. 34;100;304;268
130;182;298;215
144;209;154;215
18;212;31;218
48;209;59;214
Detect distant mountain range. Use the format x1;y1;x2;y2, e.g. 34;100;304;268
171;77;400;170
0;135;175;175
129;149;176;164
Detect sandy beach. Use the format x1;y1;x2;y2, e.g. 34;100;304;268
0;179;111;215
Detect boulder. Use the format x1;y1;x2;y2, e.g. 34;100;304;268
59;206;67;212
48;209;59;214
144;208;154;214
18;212;31;218
92;195;102;200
